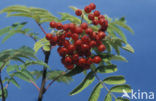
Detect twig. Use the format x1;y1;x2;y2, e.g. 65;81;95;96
94;73;117;100
0;71;5;101
30;80;40;92
36;22;47;35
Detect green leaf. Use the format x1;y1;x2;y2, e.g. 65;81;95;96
89;83;103;101
31;70;42;80
70;72;95;95
122;44;134;53
59;13;81;24
21;60;50;69
0;27;10;36
1;5;59;24
116;97;129;101
109;23;127;42
9;78;20;88
21;69;35;82
69;6;78;11
110;55;128;62
47;70;72;84
13;72;30;82
43;45;51;52
34;38;50;53
114;20;134;34
107;28;117;37
0;5;29;14
0;46;36;62
6;65;19;73
104;93;112;101
65;66;83;77
110;85;131;93
103;76;126;85
96;64;117;73
2;30;17;43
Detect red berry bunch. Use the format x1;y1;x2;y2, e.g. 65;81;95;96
46;3;108;70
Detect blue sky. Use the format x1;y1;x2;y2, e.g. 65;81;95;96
0;0;156;101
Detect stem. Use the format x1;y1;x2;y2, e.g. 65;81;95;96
0;71;5;101
38;51;51;101
30;80;40;92
94;73;117;100
36;22;47;35
80;14;84;24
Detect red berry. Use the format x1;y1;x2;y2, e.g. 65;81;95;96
59;47;68;57
72;33;79;41
63;24;69;31
65;56;72;64
89;40;96;47
75;27;83;34
84;6;91;13
92;19;99;25
98;44;106;52
56;23;63;30
89;3;96;10
69;23;75;31
68;44;75;53
98;15;105;20
93;56;101;64
85;28;93;35
72;53;79;62
74;40;82;47
46;33;52;40
63;40;70;47
75;9;82;16
65;31;72;38
88;14;95;20
50;21;56;28
98;32;106;39
94;10;100;17
81;44;90;51
103;20;108;27
81;35;90;44
80;23;88;29
51;36;58;42
99;19;105;26
89;32;97;40
95;35;100;41
79;58;86;65
87;57;93;65
65;64;74;70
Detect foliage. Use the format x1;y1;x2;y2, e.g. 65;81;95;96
0;4;134;101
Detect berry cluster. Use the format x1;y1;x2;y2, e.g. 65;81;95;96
46;3;108;70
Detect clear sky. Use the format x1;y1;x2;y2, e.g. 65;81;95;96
0;0;156;101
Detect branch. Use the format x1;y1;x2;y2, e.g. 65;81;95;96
35;21;47;35
94;73;117;100
30;80;40;92
0;71;5;101
38;51;51;101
